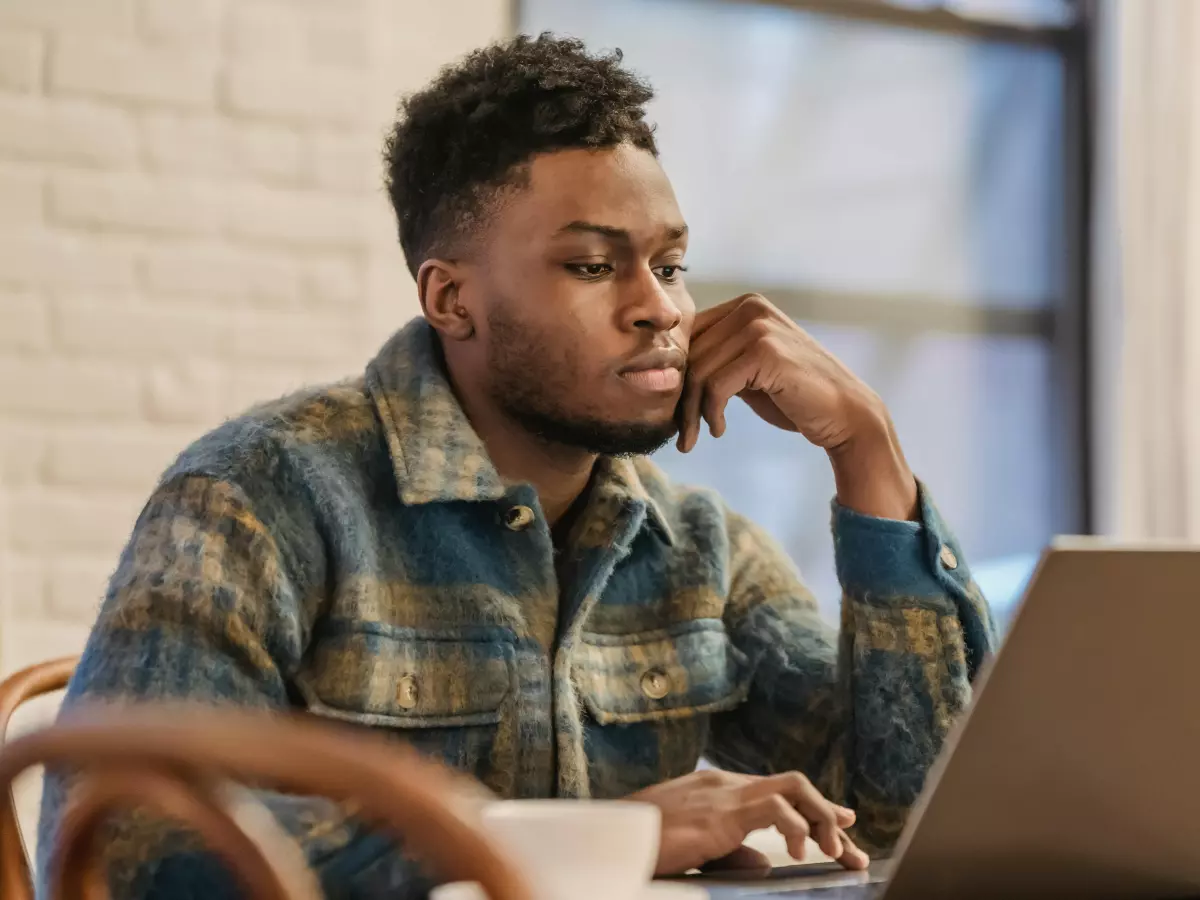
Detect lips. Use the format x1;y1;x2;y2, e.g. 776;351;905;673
620;367;683;391
618;347;686;393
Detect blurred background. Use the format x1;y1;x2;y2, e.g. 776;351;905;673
523;0;1084;631
0;0;1189;672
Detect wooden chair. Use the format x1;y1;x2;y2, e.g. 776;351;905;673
0;669;531;900
0;656;77;899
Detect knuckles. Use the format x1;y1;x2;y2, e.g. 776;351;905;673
744;316;776;343
738;293;776;317
779;771;813;792
696;768;730;789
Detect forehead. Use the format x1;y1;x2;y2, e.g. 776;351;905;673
496;144;685;239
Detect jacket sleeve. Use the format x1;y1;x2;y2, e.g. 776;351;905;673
706;481;997;854
36;474;428;900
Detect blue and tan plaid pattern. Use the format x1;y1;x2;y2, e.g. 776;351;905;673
38;319;996;900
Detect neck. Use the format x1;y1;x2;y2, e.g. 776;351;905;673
446;367;596;527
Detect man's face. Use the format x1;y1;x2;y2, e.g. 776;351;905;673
461;143;694;456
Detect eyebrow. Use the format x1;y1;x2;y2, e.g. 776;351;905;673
555;221;689;243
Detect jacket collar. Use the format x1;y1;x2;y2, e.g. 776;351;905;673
365;319;674;545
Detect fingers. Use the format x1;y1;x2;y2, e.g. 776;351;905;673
835;829;870;872
691;295;755;338
642;767;869;877
689;297;765;358
700;353;762;440
692;293;779;339
679;296;785;453
735;794;812;861
700;844;773;876
678;319;767;452
742;773;845;861
678;338;756;451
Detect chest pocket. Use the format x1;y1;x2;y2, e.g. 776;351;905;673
296;624;516;787
574;619;749;797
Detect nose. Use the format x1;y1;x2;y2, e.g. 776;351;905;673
621;269;684;334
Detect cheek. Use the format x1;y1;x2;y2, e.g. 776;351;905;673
515;318;590;382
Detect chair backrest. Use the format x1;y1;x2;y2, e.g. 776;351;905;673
0;703;532;900
0;657;77;900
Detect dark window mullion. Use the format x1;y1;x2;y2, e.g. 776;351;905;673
686;279;1057;339
720;0;1076;47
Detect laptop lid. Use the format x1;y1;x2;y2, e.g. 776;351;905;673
881;541;1200;900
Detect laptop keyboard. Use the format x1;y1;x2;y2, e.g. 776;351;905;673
705;886;882;899
696;861;889;898
771;887;882;899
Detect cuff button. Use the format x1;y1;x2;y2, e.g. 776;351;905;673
939;545;959;570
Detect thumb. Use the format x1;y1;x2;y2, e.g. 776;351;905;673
700;844;773;877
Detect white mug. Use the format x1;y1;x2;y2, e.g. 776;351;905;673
434;799;662;900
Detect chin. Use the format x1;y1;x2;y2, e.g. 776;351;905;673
594;417;679;457
502;396;679;457
608;397;680;425
601;412;677;435
555;416;678;457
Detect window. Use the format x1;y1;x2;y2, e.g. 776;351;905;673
520;0;1089;630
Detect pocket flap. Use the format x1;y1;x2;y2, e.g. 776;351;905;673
299;625;514;728
575;619;749;725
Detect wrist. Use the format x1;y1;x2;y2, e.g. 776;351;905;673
827;404;918;521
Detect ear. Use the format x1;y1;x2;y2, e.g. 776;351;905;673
417;258;475;341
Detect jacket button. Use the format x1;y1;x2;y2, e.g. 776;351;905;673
504;505;535;531
939;545;959;570
396;674;419;710
640;668;670;700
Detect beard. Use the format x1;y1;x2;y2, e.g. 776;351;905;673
485;307;678;457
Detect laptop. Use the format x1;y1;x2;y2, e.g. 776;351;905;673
699;539;1200;900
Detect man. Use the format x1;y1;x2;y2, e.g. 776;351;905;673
40;34;995;899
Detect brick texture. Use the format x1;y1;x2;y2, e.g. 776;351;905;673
0;166;43;226
0;95;137;166
46;559;116;621
49;37;217;108
221;64;371;126
141;114;303;184
0;0;509;674
46;426;190;490
0;31;43;92
0;424;46;486
8;488;146;556
137;0;223;49
0;232;138;289
139;241;301;305
49;172;226;236
0;290;51;351
0;0;135;36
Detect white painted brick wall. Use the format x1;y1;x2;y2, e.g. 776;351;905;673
0;31;42;93
49;36;220;108
0;0;511;678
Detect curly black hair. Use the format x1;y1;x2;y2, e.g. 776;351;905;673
383;33;658;276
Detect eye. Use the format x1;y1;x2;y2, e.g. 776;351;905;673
654;264;688;283
567;263;613;280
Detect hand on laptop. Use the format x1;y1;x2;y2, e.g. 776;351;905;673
628;768;870;875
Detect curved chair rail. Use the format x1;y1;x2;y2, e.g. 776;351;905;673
0;704;532;900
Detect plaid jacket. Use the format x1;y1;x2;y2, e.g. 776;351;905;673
39;319;995;900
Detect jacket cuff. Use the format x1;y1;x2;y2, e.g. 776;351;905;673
832;480;973;603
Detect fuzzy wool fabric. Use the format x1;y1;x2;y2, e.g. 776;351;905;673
38;319;995;900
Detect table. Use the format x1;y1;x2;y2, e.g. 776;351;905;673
691;863;1200;899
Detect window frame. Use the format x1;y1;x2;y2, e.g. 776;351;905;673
511;0;1097;533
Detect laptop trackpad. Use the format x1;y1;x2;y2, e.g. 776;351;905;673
686;861;891;897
